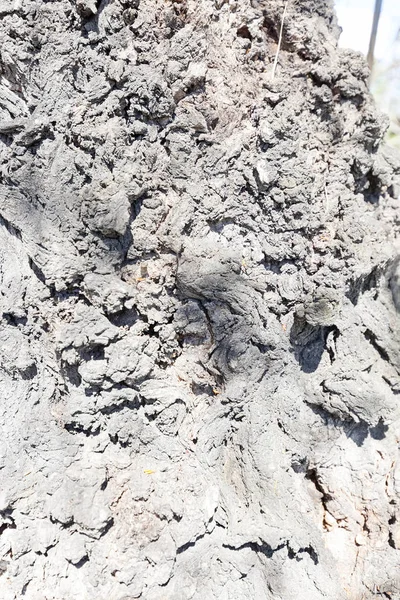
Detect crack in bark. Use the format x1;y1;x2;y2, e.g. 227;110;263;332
223;540;319;565
223;540;286;558
306;467;333;532
363;329;390;363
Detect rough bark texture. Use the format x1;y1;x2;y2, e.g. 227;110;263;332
0;0;400;598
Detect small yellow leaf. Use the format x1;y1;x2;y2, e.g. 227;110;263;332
213;388;221;395
144;469;155;475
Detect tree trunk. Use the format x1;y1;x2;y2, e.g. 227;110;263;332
0;0;399;598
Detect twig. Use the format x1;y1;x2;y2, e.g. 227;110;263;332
271;0;289;80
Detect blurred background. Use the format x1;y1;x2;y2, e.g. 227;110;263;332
335;0;400;148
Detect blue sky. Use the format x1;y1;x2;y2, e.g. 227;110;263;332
335;0;400;63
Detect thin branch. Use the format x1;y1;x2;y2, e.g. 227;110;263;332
271;0;289;80
367;0;383;77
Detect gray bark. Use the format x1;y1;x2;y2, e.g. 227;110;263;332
0;0;399;598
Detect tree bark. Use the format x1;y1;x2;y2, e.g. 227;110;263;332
0;1;399;598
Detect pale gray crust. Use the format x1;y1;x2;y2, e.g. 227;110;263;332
0;0;399;598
